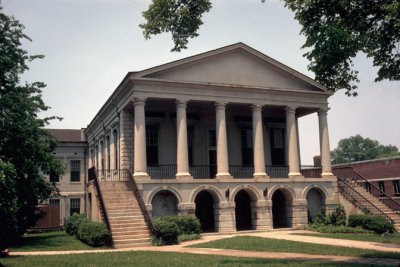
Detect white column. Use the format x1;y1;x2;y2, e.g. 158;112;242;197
286;106;301;176
176;100;191;177
252;104;267;178
215;102;231;178
133;98;148;177
318;108;333;176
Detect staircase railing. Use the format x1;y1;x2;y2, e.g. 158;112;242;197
335;166;400;212
122;169;155;235
88;167;113;245
337;176;393;223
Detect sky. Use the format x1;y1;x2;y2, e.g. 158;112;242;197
3;0;400;164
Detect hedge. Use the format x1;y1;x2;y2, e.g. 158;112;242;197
65;213;110;247
348;214;395;234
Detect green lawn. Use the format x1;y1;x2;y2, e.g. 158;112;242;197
190;236;400;259
0;251;369;267
294;232;400;245
9;231;101;252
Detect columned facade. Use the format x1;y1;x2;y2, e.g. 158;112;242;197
252;104;267;178
175;100;191;178
215;102;231;178
285;106;301;177
133;98;149;177
318;108;333;176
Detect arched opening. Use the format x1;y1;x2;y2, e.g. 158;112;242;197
235;190;252;231
272;189;292;228
306;188;326;223
195;190;216;232
151;190;178;217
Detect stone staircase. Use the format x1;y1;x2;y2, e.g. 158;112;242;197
339;178;400;231
100;181;151;248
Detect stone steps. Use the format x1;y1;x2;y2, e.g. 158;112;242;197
99;181;151;248
341;178;400;231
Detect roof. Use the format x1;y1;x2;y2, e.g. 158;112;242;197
47;129;85;142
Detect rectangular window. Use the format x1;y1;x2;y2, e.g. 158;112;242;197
146;125;159;165
241;128;253;166
188;126;194;166
113;129;118;169
70;198;81;216
378;181;385;196
49;199;60;207
393;180;400;195
365;182;371;193
70;160;81;182
208;130;216;148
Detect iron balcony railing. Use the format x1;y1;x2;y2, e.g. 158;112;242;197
267;165;289;178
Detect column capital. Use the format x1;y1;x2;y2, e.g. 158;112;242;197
175;99;187;108
251;104;263;111
285;106;297;113
215;101;227;109
318;107;330;116
133;98;146;106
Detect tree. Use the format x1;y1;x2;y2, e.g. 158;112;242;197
331;135;399;164
140;0;400;96
0;4;63;251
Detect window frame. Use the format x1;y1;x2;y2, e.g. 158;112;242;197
70;160;81;182
69;198;81;216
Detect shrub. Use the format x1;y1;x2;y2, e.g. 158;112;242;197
312;209;327;225
306;224;371;234
348;214;394;234
152;218;180;245
77;222;109;247
172;215;201;235
178;233;201;242
329;206;346;226
65;213;88;236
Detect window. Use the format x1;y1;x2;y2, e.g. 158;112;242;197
49;199;60;207
188;126;194;166
146;125;159;165
393;180;400;195
378;181;385;196
100;141;104;170
365;182;371;193
70;198;81;216
113;129;118;169
49;171;59;183
241;128;253;166
208;130;216;148
106;136;110;170
70;160;81;182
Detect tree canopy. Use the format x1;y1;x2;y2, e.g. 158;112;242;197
331;135;400;164
0;4;63;250
140;0;400;96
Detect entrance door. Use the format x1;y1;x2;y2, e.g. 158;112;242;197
195;191;215;232
272;190;287;228
235;190;252;230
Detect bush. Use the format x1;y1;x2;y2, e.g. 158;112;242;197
312;209;327;225
348;214;394;234
65;213;88;236
306;224;371;234
152;218;180;245
329;206;346;226
77;222;109;247
165;215;201;235
178;233;201;242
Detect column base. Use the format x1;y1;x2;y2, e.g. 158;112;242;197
253;172;269;181
175;172;193;179
133;172;150;178
321;172;334;176
216;172;233;180
288;172;302;176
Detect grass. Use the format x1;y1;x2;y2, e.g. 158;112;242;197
0;251;369;267
190;236;400;259
294;232;400;245
9;231;102;252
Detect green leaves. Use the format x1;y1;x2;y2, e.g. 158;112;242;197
0;3;63;249
140;0;212;52
140;0;400;95
331;135;399;164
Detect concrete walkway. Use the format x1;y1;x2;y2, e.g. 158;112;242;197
9;230;400;266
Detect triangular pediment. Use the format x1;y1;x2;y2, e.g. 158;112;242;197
133;43;328;93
